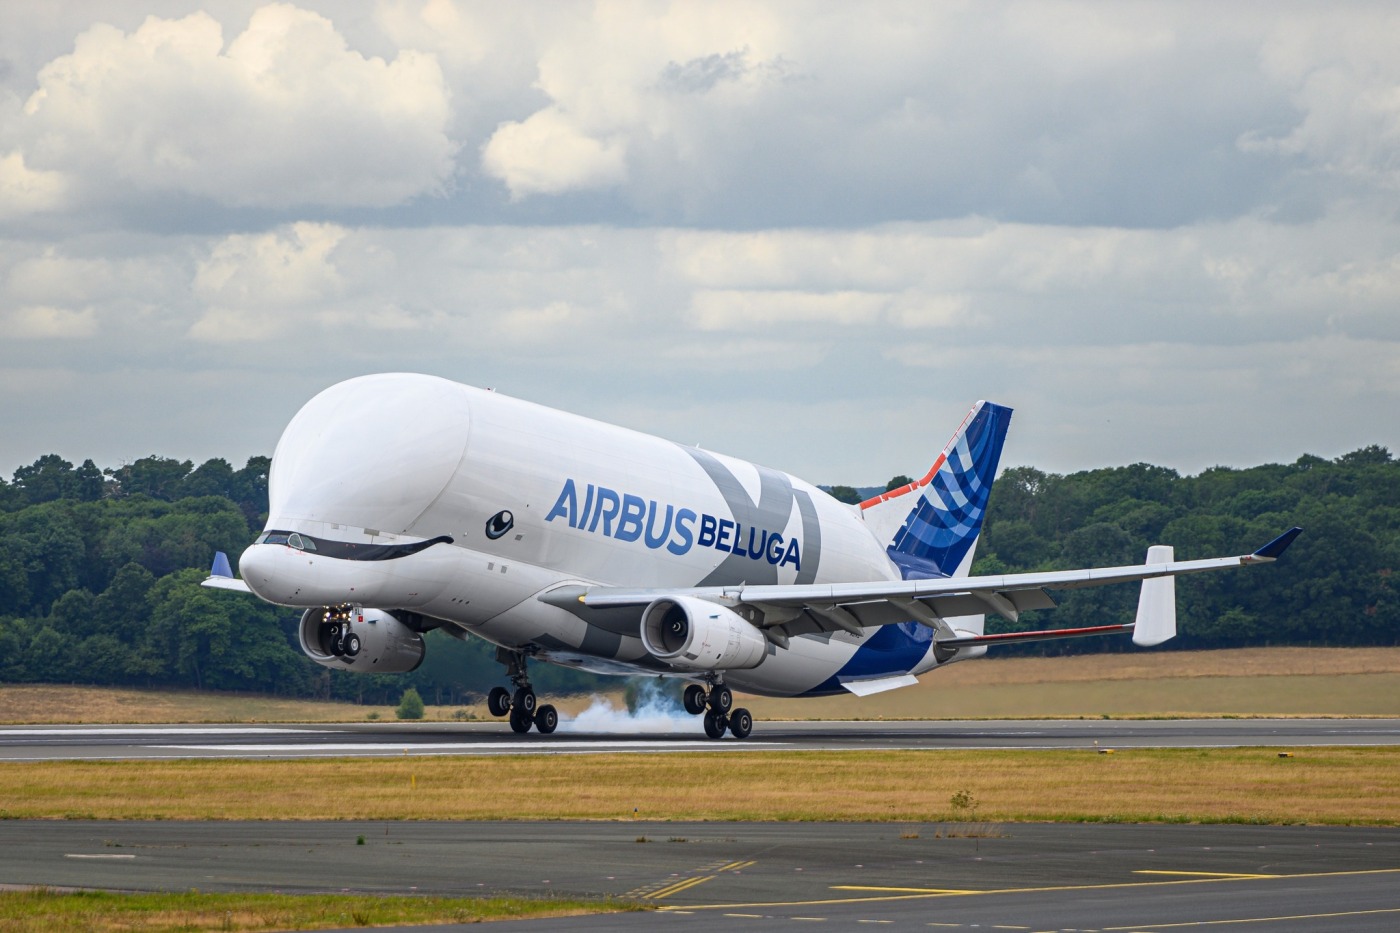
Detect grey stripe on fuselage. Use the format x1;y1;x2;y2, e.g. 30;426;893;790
681;446;823;586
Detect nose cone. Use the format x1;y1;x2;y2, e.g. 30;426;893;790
268;374;474;533
238;542;295;604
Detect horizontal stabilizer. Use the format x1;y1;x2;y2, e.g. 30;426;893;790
936;623;1135;648
840;673;920;696
1252;526;1303;561
202;551;251;594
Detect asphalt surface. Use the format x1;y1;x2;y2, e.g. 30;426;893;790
6;821;1398;931
8;721;1398;929
3;717;1399;761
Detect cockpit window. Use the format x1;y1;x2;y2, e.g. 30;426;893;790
258;529;451;560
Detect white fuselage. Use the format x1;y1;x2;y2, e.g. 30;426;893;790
238;374;962;696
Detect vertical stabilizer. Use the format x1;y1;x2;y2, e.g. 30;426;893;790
860;401;1012;580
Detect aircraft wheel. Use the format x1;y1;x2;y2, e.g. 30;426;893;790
683;684;707;715
343;633;361;657
710;686;733;713
703;709;727;739
487;686;511;717
509;707;532;733
728;708;753;739
330;634;345;657
534;704;558;734
513;687;537;715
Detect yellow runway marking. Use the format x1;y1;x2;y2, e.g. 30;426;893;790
637;855;756;900
657;865;1400;912
833;885;981;894
1134;870;1280;880
1102;906;1400;929
650;874;715;899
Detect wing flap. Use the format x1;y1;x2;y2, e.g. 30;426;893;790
578;529;1301;612
564;528;1300;649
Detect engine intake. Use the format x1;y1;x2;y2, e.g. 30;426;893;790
640;596;767;671
299;606;426;673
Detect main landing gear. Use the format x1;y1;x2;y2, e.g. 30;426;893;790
486;649;557;734
683;681;752;740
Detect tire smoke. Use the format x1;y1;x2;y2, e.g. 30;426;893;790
558;678;703;734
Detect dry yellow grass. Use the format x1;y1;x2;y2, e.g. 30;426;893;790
0;686;611;725
2;748;1397;825
748;647;1400;719
5;647;1400;724
0;889;625;933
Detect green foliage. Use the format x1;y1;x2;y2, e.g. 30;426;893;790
396;687;426;720
974;446;1400;654
1;442;1396;699
828;485;862;504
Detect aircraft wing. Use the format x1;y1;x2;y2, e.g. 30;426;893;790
562;527;1302;648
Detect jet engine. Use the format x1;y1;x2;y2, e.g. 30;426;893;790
640;596;767;671
298;606;425;673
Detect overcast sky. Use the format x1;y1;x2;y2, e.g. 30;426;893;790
2;1;1397;485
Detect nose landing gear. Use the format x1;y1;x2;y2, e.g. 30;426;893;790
487;649;557;735
686;680;752;740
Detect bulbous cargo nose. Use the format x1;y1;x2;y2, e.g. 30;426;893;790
266;374;474;534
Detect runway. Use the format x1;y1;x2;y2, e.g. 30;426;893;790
2;717;1398;761
5;821;1398;931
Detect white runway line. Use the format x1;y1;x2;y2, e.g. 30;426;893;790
148;740;790;754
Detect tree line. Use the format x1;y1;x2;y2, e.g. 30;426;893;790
0;446;1394;702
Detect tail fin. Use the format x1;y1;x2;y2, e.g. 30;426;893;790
860;400;1013;579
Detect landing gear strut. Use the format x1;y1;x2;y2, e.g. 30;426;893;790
686;679;752;740
487;648;557;735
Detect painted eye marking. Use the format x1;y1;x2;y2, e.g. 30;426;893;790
485;510;515;540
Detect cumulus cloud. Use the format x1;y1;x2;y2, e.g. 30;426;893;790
15;4;453;212
481;107;628;197
2;3;1400;481
1242;9;1400;193
190;222;346;340
689;289;888;330
0;151;67;217
0;305;96;339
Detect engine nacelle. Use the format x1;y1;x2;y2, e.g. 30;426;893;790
640;596;767;671
298;606;425;673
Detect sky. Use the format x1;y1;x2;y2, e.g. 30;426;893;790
1;1;1397;485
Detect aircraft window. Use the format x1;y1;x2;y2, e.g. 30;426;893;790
256;530;452;560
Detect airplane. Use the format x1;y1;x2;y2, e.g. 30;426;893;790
205;372;1300;739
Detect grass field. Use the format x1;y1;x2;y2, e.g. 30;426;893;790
4;647;1400;723
0;889;628;933
3;747;1397;825
4;648;1396;931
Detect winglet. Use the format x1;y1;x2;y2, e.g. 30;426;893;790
211;551;234;578
1252;527;1303;561
1132;545;1177;646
